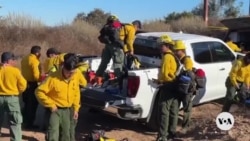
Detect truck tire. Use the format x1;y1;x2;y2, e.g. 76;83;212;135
146;92;161;131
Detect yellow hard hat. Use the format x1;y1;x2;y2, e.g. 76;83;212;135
107;15;119;23
157;34;174;45
173;40;186;50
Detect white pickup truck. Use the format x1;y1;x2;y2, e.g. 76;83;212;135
80;32;243;130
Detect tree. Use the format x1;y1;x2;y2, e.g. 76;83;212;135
191;0;242;18
164;11;194;23
74;12;87;22
74;8;111;28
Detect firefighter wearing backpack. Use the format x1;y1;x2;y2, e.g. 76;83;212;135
173;40;195;133
154;34;179;141
222;52;250;112
95;15;141;86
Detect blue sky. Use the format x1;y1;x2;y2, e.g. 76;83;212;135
0;0;248;26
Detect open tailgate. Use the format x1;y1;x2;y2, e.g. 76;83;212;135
221;17;250;30
81;88;125;109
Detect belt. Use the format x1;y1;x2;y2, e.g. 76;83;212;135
57;107;71;109
0;95;18;97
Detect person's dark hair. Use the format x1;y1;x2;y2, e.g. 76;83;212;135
30;46;41;54
1;52;17;63
244;52;250;65
63;53;79;71
46;48;59;57
132;20;142;29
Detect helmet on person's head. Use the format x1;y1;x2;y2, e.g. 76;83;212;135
107;15;119;23
157;34;174;46
173;40;186;50
132;20;142;29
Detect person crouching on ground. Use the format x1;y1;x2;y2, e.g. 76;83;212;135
222;52;250;112
0;52;27;141
35;53;84;141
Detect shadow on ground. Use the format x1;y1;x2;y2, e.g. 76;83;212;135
75;108;157;141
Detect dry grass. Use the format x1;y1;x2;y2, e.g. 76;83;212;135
0;13;226;59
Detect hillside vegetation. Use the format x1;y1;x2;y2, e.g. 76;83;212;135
0;13;228;60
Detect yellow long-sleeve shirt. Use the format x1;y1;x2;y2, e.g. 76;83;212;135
158;51;177;82
44;56;60;74
244;73;250;87
53;53;66;70
229;58;250;87
120;24;136;53
35;68;87;112
180;55;193;71
226;41;242;52
21;54;40;82
0;65;27;95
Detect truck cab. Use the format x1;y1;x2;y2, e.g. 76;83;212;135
81;32;237;130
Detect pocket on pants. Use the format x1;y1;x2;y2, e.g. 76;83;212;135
9;111;23;124
7;97;21;112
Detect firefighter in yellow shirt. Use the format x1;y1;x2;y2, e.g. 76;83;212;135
21;45;42;129
44;47;60;74
222;52;250;112
154;35;179;141
173;40;195;133
36;53;87;141
95;15;141;86
0;52;27;141
225;37;242;52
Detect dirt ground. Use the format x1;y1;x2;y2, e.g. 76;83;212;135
0;100;250;141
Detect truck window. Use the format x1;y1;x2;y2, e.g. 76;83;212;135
191;41;235;64
210;42;235;62
134;37;161;58
191;42;212;64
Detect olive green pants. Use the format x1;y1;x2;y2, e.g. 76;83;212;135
222;77;240;112
180;93;193;128
96;44;125;79
0;96;22;141
158;84;180;140
46;108;71;141
70;108;77;141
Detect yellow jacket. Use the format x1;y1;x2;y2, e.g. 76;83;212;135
229;58;250;87
226;41;241;52
120;24;136;53
44;57;56;73
158;51;177;82
35;68;87;112
180;55;193;71
0;65;27;95
53;53;66;70
244;73;250;87
77;62;89;74
21;54;40;82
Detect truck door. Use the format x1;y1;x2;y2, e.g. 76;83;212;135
190;41;235;103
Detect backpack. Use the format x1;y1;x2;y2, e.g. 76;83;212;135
180;56;207;89
98;21;125;48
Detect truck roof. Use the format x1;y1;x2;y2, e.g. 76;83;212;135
136;32;218;42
